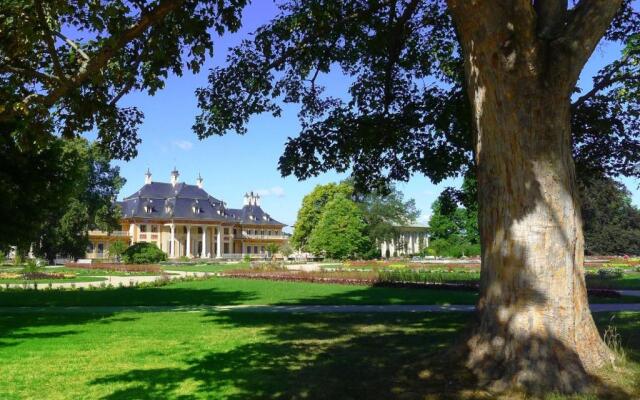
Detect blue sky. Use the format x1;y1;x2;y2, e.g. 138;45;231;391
113;1;639;231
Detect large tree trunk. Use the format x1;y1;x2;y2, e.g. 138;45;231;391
447;0;623;394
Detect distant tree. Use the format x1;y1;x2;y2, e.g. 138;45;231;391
580;175;640;255
308;195;369;260
34;139;124;262
265;243;280;260
290;182;353;250
279;242;294;260
357;184;420;248
109;240;128;262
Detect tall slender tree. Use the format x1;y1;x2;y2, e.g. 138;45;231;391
194;0;640;393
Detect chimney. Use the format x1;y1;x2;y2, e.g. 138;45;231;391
170;167;180;186
196;172;203;189
245;191;261;206
144;168;152;185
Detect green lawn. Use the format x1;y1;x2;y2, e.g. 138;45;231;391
160;262;250;273
0;277;479;307
0;310;638;399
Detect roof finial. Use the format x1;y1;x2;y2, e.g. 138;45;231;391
144;168;152;185
196;172;204;189
170;167;180;187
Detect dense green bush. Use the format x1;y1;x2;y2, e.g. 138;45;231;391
424;238;480;258
586;268;624;281
122;243;167;264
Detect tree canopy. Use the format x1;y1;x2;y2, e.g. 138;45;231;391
1;0;248;160
290;182;352;250
33;139;124;261
194;1;639;190
291;181;419;257
308;195;369;259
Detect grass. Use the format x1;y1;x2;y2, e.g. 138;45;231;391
160;262;250;273
0;310;638;399
0;276;634;307
0;277;479;307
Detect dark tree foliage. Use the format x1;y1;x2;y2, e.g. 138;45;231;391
579;175;640;255
33;139;125;262
194;1;639;191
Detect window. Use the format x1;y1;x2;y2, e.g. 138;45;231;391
261;246;265;253
197;227;203;234
140;225;147;233
247;246;252;254
183;226;188;234
233;229;237;235
151;225;158;233
87;243;94;253
224;228;229;234
97;243;104;254
254;246;258;254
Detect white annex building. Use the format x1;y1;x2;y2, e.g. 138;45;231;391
379;225;430;258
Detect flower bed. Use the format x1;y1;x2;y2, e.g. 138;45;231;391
0;272;76;280
64;263;162;273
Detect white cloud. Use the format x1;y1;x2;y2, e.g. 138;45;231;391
172;140;193;151
255;186;285;197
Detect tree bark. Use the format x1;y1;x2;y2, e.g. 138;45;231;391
446;0;622;393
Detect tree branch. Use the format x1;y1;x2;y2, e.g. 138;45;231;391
54;31;91;63
534;0;568;39
34;0;65;80
0;0;186;123
572;72;633;109
0;64;60;84
556;0;623;84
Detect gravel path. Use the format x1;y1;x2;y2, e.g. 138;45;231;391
1;303;640;314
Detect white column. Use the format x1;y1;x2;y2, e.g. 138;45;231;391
408;232;414;254
202;226;207;258
170;224;175;258
129;222;136;245
186;225;191;258
216;226;222;258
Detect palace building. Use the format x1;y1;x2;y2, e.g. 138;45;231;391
86;169;287;259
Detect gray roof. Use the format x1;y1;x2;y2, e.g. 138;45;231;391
118;182;285;226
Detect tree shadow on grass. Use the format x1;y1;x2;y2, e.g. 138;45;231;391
90;312;474;400
0;285;257;307
86;308;637;400
0;312;130;349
